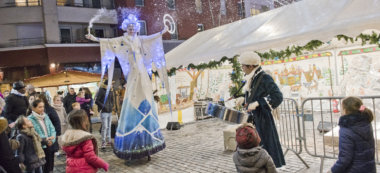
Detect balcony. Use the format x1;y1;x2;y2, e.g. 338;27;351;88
0;37;44;48
56;0;114;9
0;0;41;8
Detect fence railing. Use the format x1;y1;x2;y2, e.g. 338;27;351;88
2;37;45;48
275;96;380;173
276;98;309;168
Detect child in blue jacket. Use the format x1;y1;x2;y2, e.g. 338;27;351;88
330;96;375;173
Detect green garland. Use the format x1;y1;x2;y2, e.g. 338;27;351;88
228;56;244;98
156;32;380;97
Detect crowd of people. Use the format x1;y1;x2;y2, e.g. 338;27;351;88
0;51;377;173
0;81;111;173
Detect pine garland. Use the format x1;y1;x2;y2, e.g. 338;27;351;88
157;32;380;96
228;56;244;98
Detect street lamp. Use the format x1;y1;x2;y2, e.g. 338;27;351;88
50;63;56;68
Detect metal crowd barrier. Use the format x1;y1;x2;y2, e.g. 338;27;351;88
299;96;380;173
276;98;309;168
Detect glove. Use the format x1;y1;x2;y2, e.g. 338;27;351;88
247;101;259;112
235;97;245;107
85;34;98;42
103;162;109;172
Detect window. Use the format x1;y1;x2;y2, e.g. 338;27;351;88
138;21;147;35
15;0;41;6
60;28;72;43
237;2;245;17
250;8;260;16
261;5;269;12
197;24;204;32
94;29;104;38
195;0;202;13
170;23;178;40
135;0;144;6
167;0;175;10
83;0;90;7
220;0;226;16
92;0;101;8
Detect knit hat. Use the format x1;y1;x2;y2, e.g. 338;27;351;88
236;123;261;149
238;51;261;66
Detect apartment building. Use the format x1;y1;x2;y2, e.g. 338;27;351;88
0;0;116;82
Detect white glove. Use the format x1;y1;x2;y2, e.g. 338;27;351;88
235;97;245;107
85;34;99;42
247;101;259;112
161;26;168;34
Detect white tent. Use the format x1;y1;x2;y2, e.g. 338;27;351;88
165;0;380;68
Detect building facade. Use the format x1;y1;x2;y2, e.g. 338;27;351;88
0;0;116;82
244;0;301;17
114;0;245;43
0;0;246;83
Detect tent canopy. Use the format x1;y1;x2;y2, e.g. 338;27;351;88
25;70;101;88
165;0;380;68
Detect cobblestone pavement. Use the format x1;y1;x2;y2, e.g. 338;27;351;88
54;118;380;173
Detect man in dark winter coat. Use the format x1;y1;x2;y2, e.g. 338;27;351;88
3;81;29;126
95;80;114;148
63;88;76;114
236;51;285;168
0;117;22;173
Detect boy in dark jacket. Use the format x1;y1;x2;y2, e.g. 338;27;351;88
15;116;46;173
330;96;375;173
233;123;277;173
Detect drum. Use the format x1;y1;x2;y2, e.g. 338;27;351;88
215;105;226;119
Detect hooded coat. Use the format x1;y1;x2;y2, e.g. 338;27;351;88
331;113;375;173
233;147;277;173
61;129;109;173
244;67;285;167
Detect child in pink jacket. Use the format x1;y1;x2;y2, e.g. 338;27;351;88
61;109;109;173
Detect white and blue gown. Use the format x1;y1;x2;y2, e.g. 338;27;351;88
96;31;168;160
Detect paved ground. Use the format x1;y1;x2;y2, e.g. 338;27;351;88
54;116;380;173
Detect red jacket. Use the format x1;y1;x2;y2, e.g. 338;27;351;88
61;129;108;173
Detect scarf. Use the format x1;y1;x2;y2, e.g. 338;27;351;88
243;66;263;93
20;128;45;159
10;89;25;97
32;111;45;121
52;103;64;111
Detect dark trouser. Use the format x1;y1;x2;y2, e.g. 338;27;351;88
27;166;43;173
43;147;54;173
84;109;92;133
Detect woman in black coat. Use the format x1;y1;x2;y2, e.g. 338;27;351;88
237;51;285;168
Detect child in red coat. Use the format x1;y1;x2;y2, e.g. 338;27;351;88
61;110;109;173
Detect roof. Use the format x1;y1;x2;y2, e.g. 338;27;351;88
24;70;101;88
165;0;380;68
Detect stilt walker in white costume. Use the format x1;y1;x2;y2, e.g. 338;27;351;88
86;13;172;160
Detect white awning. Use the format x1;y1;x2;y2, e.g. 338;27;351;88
165;0;380;68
